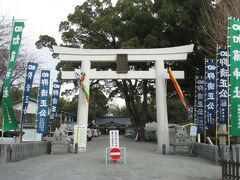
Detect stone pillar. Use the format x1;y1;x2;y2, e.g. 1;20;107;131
64;115;67;124
217;124;228;159
155;60;169;153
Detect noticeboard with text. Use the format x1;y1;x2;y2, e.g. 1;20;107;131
74;125;87;149
109;130;119;148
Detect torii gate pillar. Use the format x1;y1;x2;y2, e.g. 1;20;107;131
77;60;170;153
77;60;90;127
53;44;194;154
155;60;169;153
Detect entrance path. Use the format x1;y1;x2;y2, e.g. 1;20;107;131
0;135;221;180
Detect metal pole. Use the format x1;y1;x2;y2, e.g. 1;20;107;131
216;45;219;145
35;65;41;141
227;17;231;146
1;111;4;143
19;61;29;142
33;95;37;141
194;76;198;142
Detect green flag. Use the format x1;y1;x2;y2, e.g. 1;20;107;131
2;21;25;131
229;18;240;136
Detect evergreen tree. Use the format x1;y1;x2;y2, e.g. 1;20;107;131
36;0;206;140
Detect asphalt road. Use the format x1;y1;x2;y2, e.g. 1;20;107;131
0;136;221;180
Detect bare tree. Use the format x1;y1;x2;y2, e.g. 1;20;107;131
197;0;240;58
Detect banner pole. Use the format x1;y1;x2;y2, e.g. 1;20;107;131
1;110;4;143
19;62;29;143
35;66;41;141
194;76;198;142
204;59;207;143
34;115;36;142
34;84;38;142
227;17;231;146
216;45;218;145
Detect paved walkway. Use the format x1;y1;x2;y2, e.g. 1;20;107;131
0;136;221;180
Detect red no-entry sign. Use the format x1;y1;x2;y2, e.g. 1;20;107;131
110;148;121;160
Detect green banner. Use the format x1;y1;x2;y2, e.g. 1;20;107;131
2;21;25;131
229;18;240;136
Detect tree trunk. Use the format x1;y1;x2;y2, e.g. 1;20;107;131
137;80;148;141
119;79;149;141
137;125;145;141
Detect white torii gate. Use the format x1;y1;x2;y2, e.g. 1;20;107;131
53;44;194;153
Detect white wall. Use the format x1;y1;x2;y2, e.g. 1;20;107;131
22;129;42;142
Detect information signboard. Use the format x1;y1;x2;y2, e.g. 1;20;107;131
109;130;119;148
74;125;87;150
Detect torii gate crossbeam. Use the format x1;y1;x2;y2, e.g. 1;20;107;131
53;44;194;153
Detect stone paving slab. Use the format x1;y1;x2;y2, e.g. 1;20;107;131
0;136;221;180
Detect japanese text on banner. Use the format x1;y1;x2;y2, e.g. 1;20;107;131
37;70;50;134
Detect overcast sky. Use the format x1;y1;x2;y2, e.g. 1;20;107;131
0;0;124;105
0;0;86;83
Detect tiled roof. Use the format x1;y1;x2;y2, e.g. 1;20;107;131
96;117;131;126
60;110;77;117
13;97;37;105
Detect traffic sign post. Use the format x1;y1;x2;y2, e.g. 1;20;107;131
110;147;121;160
105;130;126;164
105;147;126;165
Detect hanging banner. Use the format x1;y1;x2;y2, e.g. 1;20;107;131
22;62;38;122
167;67;189;110
205;60;217;128
229;18;240;136
74;69;90;102
217;48;228;124
195;76;205;134
2;21;25;131
37;70;50;134
50;81;61;120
